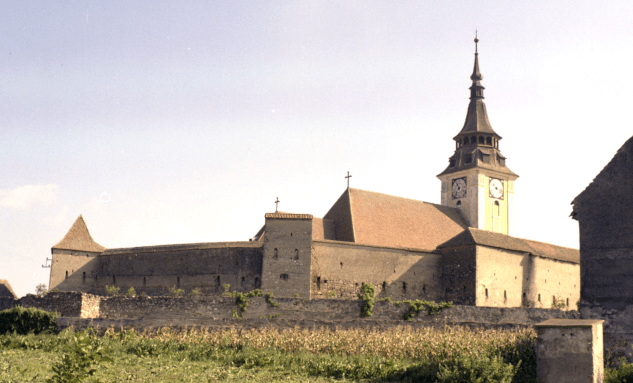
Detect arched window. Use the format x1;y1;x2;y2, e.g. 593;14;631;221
464;137;469;145
273;248;278;259
471;136;476;144
486;136;492;145
255;277;260;287
493;201;500;217
479;136;484;144
65;271;68;279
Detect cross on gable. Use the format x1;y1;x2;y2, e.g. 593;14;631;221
345;171;352;188
274;197;280;213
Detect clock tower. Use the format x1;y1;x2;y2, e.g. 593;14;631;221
437;36;519;235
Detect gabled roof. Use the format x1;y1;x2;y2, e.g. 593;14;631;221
438;227;579;264
0;279;17;298
572;135;633;220
52;215;106;252
324;188;469;251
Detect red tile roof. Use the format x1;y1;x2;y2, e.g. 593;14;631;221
325;188;469;251
52;215;106;252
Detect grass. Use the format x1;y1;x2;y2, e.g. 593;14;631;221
1;325;630;382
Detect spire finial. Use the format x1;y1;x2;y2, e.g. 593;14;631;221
474;31;479;54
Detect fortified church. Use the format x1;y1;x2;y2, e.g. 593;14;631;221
48;39;580;310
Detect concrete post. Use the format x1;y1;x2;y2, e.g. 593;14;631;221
535;319;604;383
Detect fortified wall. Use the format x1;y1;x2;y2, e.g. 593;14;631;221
1;291;579;332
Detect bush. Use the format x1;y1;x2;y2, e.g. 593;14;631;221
168;286;185;297
436;355;518;383
105;285;120;296
358;283;375;317
47;332;112;383
606;360;633;383
0;306;58;335
125;287;136;297
189;288;201;296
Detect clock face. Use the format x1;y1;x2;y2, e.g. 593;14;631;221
489;178;504;199
451;177;467;199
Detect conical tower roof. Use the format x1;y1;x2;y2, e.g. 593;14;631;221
52;215;106;252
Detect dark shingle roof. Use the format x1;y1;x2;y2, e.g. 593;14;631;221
52;215;106;252
325;188;469;251
0;279;17;298
438;228;579;264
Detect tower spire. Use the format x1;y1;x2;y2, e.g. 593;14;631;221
470;33;484;99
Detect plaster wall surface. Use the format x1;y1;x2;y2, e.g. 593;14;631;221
95;243;262;296
261;217;312;298
476;246;579;310
311;241;442;300
50;249;100;291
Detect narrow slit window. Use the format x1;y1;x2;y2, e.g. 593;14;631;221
294;249;299;260
273;248;278;259
317;277;321;291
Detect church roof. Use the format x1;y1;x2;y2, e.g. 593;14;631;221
571;134;633;219
438;228;579;264
264;213;313;220
0;279;17;298
52;215;106;252
103;241;262;255
324;188;469;251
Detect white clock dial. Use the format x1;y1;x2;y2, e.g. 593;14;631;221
489;178;504;199
452;178;467;199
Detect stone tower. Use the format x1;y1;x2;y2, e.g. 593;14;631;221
437;36;519;235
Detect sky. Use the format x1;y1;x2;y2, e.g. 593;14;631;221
1;1;632;298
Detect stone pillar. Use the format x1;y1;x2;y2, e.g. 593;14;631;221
535;319;604;383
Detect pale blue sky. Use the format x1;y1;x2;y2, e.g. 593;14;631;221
2;1;632;297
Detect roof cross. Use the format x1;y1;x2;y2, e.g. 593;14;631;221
345;171;352;188
274;197;280;213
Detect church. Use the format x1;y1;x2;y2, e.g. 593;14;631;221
48;39;580;310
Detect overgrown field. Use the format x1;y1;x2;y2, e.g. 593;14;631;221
1;325;632;382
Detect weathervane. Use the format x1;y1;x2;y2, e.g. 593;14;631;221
345;171;352;188
274;197;280;213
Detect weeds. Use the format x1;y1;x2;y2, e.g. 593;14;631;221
358;283;375;317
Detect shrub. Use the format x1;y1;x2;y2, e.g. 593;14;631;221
189;288;201;296
224;289;264;317
326;291;337;299
46;332;112;383
403;300;453;320
0;306;58;335
125;287;136;297
293;294;300;298
105;285;120;296
436;355;518;383
168;286;185;297
606;360;633;383
265;293;279;307
35;284;48;297
358;283;375;317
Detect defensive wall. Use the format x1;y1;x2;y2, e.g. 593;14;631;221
1;291;579;332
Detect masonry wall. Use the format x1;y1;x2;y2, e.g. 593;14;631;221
440;245;476;305
49;249;101;292
95;243;263;296
475;245;579;310
261;217;312;298
311;240;443;300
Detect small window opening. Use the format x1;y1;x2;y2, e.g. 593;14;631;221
294;249;299;260
494;201;500;217
280;274;289;281
538;294;541;302
402;282;407;293
449;158;456;167
143;277;147;287
113;275;116;285
464;154;472;164
479;136;484;144
486;136;492;145
340;262;343;269
217;276;221;286
355;283;359;287
485;288;489;298
456;200;461;207
382;281;386;291
82;272;86;284
241;277;245;287
177;276;180;286
523;292;526;298
566;298;569;307
464;137;469;145
317;277;321;291
65;271;68;279
291;232;293;237
423;285;426;293
471;135;476;144
504;290;507;300
273;248;278;259
255;277;260;287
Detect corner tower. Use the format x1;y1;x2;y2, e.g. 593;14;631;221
437;36;519;235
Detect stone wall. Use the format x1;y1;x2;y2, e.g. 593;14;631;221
0;297;16;311
311;240;442;300
49;249;100;292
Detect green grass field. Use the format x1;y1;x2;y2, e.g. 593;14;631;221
0;325;631;382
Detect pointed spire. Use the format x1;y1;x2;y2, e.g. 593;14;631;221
469;32;484;99
52;215;106;252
